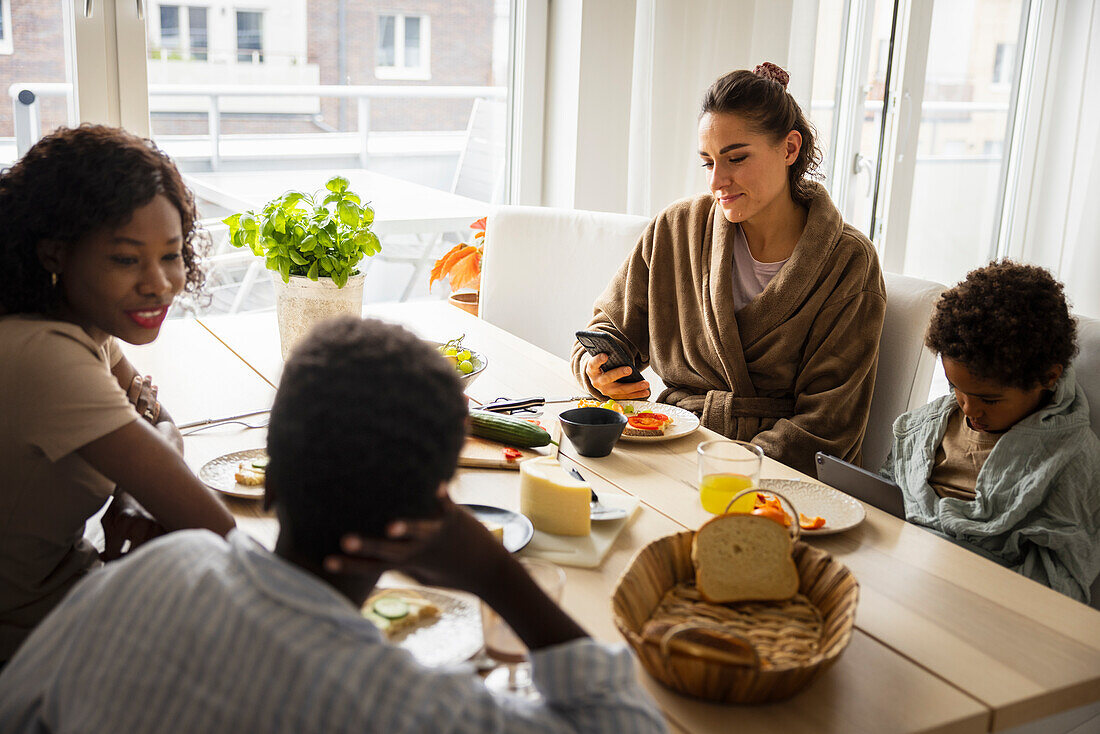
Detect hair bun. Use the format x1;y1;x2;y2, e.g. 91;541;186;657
753;62;790;89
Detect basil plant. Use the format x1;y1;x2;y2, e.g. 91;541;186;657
223;175;381;289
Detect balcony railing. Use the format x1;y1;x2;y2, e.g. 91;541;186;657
8;82;506;169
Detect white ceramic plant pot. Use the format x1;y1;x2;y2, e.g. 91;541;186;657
271;272;366;360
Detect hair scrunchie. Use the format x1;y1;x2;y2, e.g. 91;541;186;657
752;62;790;89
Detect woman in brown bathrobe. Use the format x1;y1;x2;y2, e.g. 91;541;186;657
571;64;886;475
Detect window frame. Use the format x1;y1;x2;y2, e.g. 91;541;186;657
235;10;264;64
374;12;432;81
0;0;14;56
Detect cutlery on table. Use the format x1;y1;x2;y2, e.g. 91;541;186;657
482;396;589;414
178;409;271;434
568;467;628;521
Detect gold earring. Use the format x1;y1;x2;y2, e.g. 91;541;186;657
51;272;58;287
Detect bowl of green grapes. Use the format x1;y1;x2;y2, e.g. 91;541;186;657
437;335;487;387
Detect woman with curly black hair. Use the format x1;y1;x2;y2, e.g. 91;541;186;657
0;125;235;663
882;260;1100;604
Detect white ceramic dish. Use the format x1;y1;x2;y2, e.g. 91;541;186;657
756;478;866;536
367;586;483;668
460;504;534;552
198;448;267;500
615;401;701;443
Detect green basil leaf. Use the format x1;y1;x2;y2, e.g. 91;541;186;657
360;204;375;225
306;260;319;281
337;200;359;228
320;256;334;273
343;192;361;205
288;249;308;265
278;257;291;282
326;175;350;193
332;268;348;288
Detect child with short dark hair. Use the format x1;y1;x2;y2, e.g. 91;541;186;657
883;260;1100;603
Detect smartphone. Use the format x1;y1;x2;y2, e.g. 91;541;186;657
575;330;645;383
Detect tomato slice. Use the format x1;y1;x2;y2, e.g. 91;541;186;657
627;414;664;430
502;447;523;461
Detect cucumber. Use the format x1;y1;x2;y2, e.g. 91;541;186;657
372;597;409;620
469;411;552;448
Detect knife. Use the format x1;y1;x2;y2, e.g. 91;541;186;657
177;409;272;430
482;396;589;414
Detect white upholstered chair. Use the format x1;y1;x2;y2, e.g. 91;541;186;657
861;272;946;472
1073;313;1100;442
480;206;649;361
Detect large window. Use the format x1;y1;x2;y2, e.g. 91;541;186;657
807;0;1032;287
4;0;527;313
376;13;430;80
236;11;263;63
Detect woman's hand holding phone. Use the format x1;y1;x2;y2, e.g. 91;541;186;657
584;354;651;399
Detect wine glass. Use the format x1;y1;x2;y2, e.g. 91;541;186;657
480;558;566;698
697;439;764;514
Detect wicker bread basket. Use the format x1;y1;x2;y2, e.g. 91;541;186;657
612;530;859;703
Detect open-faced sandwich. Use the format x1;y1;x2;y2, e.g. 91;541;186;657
233;456;268;487
622;412;674;437
362;589;440;638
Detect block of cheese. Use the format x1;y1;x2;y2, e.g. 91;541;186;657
519;456;591;536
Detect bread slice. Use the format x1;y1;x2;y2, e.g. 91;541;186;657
622;424;665;437
692;514;799;603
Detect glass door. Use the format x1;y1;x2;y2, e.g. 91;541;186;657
824;0;1033;284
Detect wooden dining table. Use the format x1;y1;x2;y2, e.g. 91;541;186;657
121;301;1100;734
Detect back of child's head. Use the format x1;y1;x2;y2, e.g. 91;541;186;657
266;316;468;561
926;260;1077;389
0;124;204;315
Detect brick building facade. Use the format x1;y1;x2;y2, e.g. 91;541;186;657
0;0;495;139
0;0;69;138
308;0;494;133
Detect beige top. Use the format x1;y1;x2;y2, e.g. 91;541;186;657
928;408;1002;501
0;315;136;661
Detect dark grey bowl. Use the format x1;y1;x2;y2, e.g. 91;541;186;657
559;407;628;458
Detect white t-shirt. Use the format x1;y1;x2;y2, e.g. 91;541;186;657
731;224;789;310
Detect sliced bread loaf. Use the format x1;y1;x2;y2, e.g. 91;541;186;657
692;514;799;603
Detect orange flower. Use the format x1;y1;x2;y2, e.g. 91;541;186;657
429;218;487;293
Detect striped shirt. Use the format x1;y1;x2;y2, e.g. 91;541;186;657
0;530;668;734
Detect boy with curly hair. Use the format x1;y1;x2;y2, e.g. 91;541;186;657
883;260;1100;603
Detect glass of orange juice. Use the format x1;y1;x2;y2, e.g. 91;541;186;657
697;440;764;514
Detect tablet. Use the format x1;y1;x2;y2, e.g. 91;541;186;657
814;452;905;519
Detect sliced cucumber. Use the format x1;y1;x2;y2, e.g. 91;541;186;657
372;597;410;620
251;456;270;470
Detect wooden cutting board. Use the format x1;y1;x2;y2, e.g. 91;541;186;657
457;435;548;470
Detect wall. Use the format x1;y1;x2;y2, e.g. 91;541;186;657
540;0;636;213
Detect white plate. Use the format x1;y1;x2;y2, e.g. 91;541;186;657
615;401;701;442
368;587;483;668
757;478;866;536
198;448;267;500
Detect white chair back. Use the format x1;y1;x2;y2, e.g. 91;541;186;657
480;206;649;360
452;98;507;204
1073;314;1100;441
862;273;946;471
